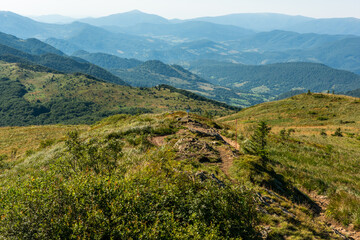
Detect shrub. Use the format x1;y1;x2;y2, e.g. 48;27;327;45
331;128;343;137
280;128;295;139
39;139;56;149
0;148;259;239
62;130;123;175
320;129;327;136
317;116;329;121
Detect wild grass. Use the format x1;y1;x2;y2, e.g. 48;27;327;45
0;113;259;239
221;93;360;229
0;125;89;159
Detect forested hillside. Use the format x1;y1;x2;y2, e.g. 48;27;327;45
188;61;360;95
0;61;238;126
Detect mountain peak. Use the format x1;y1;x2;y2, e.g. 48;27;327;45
127;9;145;14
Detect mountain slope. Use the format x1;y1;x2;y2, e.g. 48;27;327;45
193;13;360;36
0;31;65;56
72;51;143;69
79;10;169;27
0;33;128;85
285;17;360;36
187;60;360;96
112;60;265;107
0;11;49;38
219;93;360;237
30;14;76;24
46;25;169;59
193;13;313;32
225;30;348;52
0;61;238;126
345;88;360;98
116;21;254;42
1;103;358;238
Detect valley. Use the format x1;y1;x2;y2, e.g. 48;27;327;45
0;6;359;239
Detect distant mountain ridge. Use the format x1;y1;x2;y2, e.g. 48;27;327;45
0;32;128;85
192;13;360;36
30;14;76;24
79;10;169;27
192;13;313;32
72;51;143;69
111;60;264;107
0;32;65;56
110;21;254;42
187;60;360;96
1;11;359;74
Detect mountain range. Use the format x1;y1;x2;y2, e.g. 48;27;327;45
2;9;360;240
72;50;360;106
30;11;360;36
1;28;359;108
1;10;360;74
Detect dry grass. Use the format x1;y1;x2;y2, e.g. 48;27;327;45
0;125;89;160
220;93;360;230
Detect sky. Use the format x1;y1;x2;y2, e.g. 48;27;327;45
1;0;360;19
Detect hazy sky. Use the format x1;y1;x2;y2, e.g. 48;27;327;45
1;0;360;19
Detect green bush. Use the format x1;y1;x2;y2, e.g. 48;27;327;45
0;136;259;239
331;128;343;137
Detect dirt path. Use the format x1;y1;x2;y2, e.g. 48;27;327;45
216;146;235;177
308;192;360;240
219;134;239;150
185;120;240;177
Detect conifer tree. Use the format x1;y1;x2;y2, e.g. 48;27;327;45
243;121;271;159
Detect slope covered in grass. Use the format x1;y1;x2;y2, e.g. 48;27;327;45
0;111;353;239
0;113;259;239
0;61;238;126
220;93;360;234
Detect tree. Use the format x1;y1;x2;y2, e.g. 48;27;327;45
243;121;271;159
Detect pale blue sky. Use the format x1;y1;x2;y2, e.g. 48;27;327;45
1;0;360;19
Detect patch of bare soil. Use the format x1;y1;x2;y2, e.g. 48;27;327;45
183;118;239;174
151;135;167;146
219;134;239;150
308;191;360;240
174;137;221;163
216;146;236;177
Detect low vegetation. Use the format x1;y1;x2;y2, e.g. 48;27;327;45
221;93;360;233
1;94;359;239
188;61;360;98
0;61;237;126
0;113;258;239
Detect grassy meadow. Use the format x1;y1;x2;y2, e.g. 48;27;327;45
1;93;359;239
221;93;360;231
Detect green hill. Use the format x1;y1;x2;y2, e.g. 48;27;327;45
187;60;360;96
219;93;360;237
0;61;238;126
0;36;128;85
1;107;358;238
72;51;142;69
112;60;265;107
0;31;65;56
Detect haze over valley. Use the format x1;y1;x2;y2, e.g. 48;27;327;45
1;1;360;239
